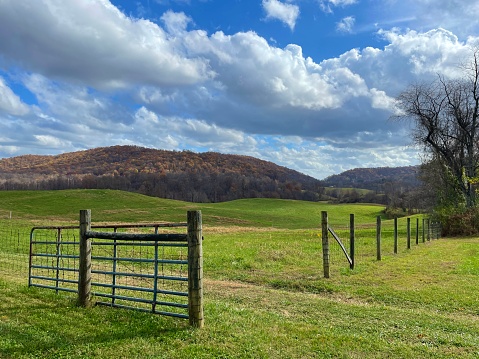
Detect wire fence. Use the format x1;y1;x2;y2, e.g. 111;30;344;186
0;219;30;282
325;215;441;276
0;214;441;287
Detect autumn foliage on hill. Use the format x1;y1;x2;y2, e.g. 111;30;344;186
322;166;420;190
0;146;323;202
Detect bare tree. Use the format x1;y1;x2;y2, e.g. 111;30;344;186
395;50;479;208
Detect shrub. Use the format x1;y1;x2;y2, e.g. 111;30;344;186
437;207;479;237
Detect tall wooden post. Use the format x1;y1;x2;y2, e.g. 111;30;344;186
407;218;411;250
349;214;355;270
376;216;381;261
393;217;398;254
416;218;419;245
422;218;426;243
78;210;92;307
321;211;330;278
427;218;431;241
187;210;204;328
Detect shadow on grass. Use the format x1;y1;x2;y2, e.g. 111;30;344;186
0;281;191;358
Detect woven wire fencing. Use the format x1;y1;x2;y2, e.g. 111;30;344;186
0;219;31;282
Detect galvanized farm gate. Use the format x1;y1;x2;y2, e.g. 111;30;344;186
29;210;203;328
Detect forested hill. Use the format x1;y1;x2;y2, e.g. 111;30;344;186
0;146;322;202
323;166;420;191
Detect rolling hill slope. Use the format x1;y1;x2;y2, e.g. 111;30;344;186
0;146;322;203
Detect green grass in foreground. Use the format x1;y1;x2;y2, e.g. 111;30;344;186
0;190;478;358
2;238;479;358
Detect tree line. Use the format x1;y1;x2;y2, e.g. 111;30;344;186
0;171;323;203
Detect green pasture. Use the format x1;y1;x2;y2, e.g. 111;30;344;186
0;189;384;227
0;190;478;358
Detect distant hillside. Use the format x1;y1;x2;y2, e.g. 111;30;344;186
0;146;322;203
323;166;420;191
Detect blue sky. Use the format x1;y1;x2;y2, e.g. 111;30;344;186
0;0;478;179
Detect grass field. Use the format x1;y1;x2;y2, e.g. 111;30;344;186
0;190;478;358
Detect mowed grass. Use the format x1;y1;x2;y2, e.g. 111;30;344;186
0;190;478;358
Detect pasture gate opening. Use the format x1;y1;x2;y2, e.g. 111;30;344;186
29;210;203;328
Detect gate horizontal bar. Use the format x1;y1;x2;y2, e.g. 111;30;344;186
91;256;188;265
93;292;188;309
86;231;187;241
91;282;188;297
30;283;77;293
92;241;187;248
92;223;187;229
91;269;187;282
31;240;79;245
31;253;80;260
30;223;187;231
31;265;79;272
95;302;189;319
30;275;78;285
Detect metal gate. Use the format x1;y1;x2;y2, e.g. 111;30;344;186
29;210;204;327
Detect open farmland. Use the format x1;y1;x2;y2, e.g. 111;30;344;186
0;190;478;358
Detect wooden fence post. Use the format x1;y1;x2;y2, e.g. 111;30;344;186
187;210;204;328
350;214;355;270
416;218;419;245
407;218;411;250
427;218;431;241
78;209;92;307
376;216;382;261
422;218;426;243
321;211;330;278
393;217;398;254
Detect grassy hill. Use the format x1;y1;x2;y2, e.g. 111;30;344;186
0;189;383;228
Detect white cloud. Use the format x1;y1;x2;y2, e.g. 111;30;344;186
336;16;355;33
262;0;300;31
0;78;29;116
0;0;212;89
34;135;71;149
133;106;257;151
377;0;479;38
320;0;357;13
161;10;192;35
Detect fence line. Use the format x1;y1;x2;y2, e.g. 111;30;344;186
323;212;441;277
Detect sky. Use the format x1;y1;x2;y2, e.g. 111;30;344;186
0;1;478;180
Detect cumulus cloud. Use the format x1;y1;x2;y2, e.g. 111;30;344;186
0;78;30;116
262;0;300;31
133;106;257;151
0;0;212;89
161;10;192;35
